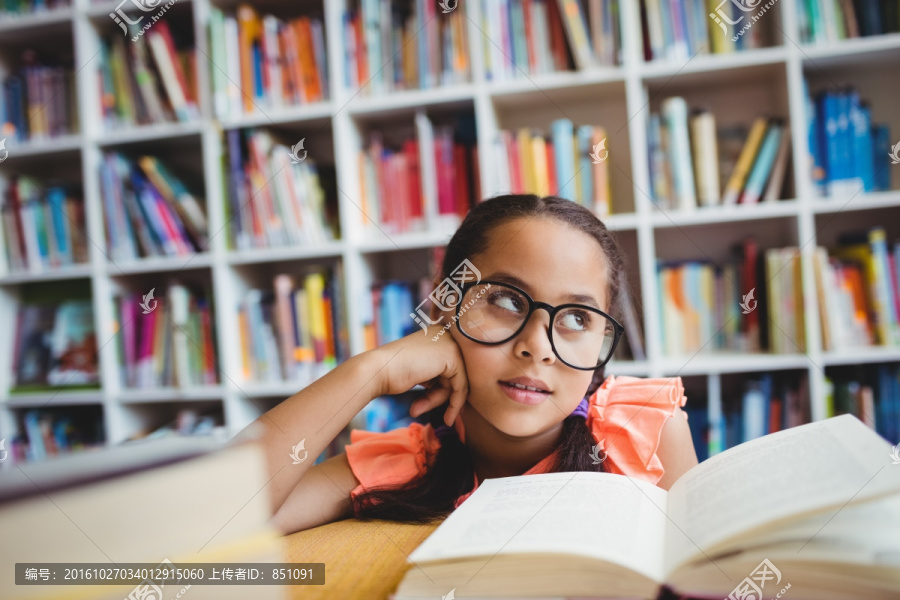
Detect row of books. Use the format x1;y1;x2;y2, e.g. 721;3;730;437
493;121;612;217
98;21;199;128
640;0;769;61
237;268;347;384
113;284;218;389
1;52;75;142
483;0;621;82
825;364;900;443
343;0;470;93
814;227;900;351
1;178;88;273
209;5;328;119
798;0;900;44
657;238;805;357
806;84;892;198
13;296;99;390
0;0;70;16
225;128;336;251
100;152;208;262
359;112;478;236
5;406;104;464
649;98;791;210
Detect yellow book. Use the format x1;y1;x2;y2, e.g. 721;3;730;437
238;307;253;379
305;272;326;363
721;118;768;205
517;128;536;194
531;135;549;196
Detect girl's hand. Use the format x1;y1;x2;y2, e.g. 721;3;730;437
374;323;469;427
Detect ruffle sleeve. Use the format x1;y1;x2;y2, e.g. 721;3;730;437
344;422;442;500
586;374;688;485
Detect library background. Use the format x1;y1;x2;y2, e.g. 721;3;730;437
0;0;898;467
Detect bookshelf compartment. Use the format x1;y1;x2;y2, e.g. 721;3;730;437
109;268;220;390
715;368;810;452
90;0;201;131
490;79;632;215
229;257;347;386
7;402;105;464
352;104;478;241
610;229;645;362
96;136;209;265
221;121;340;252
802;55;899;199
823;362;900;444
207;0;330;121
0;20;77;142
118;399;224;441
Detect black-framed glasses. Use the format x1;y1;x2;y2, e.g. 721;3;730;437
454;280;625;370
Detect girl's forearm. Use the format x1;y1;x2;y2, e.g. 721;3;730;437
231;348;390;514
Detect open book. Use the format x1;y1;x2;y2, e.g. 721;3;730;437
394;414;900;599
0;435;286;600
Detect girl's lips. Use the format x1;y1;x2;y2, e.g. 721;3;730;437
499;381;551;405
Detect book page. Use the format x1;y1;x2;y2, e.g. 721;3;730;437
408;471;670;583
663;415;900;573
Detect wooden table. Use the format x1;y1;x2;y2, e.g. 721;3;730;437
281;518;443;599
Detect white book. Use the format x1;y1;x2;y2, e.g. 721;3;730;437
395;414;900;599
661;97;697;211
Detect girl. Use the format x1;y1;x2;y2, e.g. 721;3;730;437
234;194;698;534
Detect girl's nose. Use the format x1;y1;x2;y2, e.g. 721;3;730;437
512;310;556;364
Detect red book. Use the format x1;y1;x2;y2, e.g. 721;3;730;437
505;131;521;193
545;140;557;196
354;14;367;88
5;177;28;264
546;1;570;70
436;132;454;215
472;145;481;203
322;296;335;362
454;144;470;218
888;252;900;327
522;0;537;72
403;139;422;221
152;22;193;111
200;301;216;384
769;397;783;433
395;154;408;233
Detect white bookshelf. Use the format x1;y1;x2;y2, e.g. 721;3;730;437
0;0;899;458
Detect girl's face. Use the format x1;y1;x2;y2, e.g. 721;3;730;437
450;216;611;438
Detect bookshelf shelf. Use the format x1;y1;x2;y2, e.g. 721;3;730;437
105;253;214;275
655;353;812;377
118;386;225;404
649;200;801;227
1;0;898;462
6;390;104;407
638;46;789;79
0;9;74;32
0;264;93;284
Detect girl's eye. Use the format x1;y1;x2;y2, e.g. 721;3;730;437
489;291;525;314
556;309;592;332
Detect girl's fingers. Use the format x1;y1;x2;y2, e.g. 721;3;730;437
443;368;468;427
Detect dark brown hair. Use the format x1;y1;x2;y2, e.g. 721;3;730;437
350;194;629;523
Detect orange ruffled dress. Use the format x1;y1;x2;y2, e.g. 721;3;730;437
345;374;688;510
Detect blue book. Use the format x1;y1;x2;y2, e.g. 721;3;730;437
837;91;854;186
848;92;874;192
46;188;71;265
804;79;826;195
551;119;576;202
741;122;783;204
686;406;709;462
817;92;841;189
872;124;891;191
576;125;594;208
510;1;527;73
742;380;768;442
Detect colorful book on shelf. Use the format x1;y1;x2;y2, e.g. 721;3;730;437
238;268;344;383
114;284;218;389
2;177;88;273
825;365;900;444
223;128;334;250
